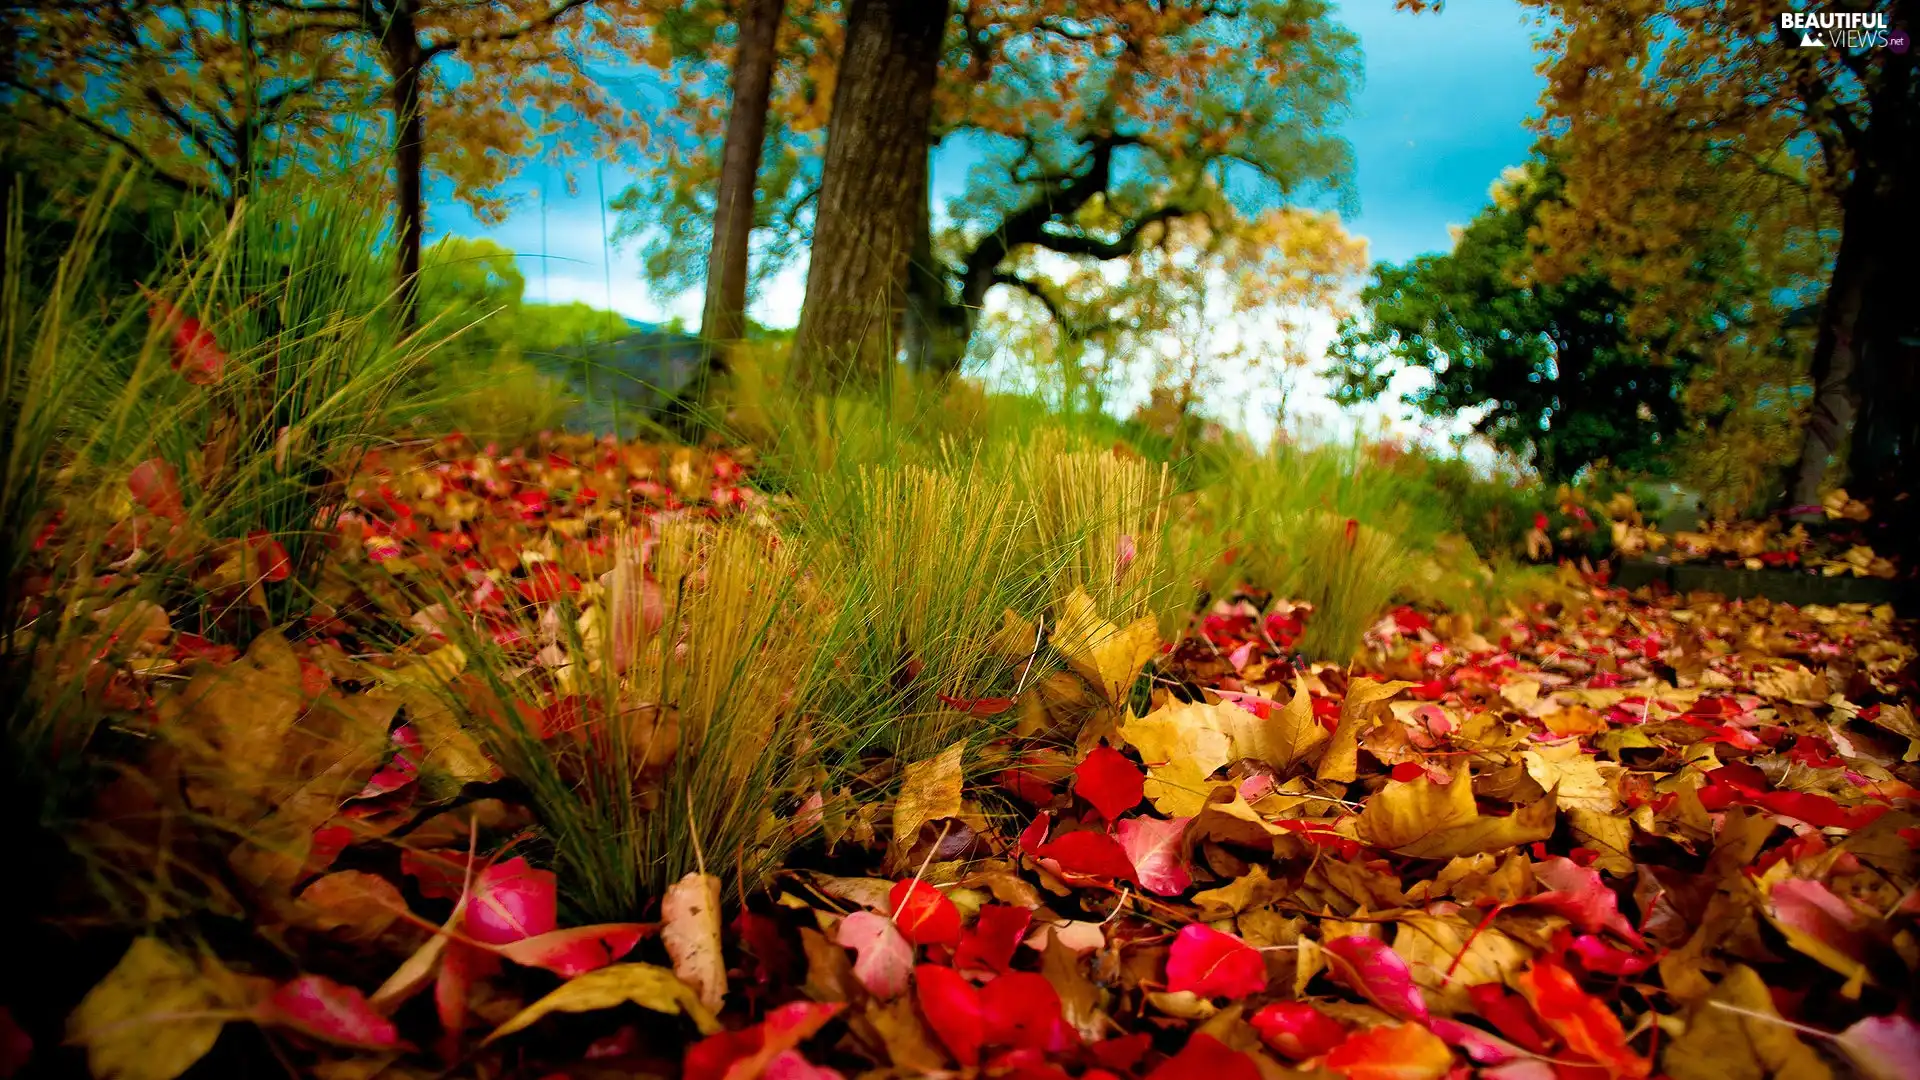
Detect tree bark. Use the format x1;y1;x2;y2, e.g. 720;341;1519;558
791;0;949;390
700;0;783;382
382;0;426;332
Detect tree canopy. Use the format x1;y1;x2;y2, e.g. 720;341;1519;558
1329;163;1694;483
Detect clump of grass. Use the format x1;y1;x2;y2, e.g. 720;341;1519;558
797;457;1059;765
434;519;822;919
1030;448;1193;636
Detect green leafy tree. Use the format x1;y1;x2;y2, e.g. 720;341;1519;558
1327;164;1693;482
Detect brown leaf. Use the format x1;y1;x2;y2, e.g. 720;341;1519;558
1360;764;1557;858
888;740;965;872
1053;587;1160;706
294;871;406;944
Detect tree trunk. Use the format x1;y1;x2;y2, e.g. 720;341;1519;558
903;153;967;375
699;0;783;382
791;0;949;390
382;0;426;332
1786;186;1870;512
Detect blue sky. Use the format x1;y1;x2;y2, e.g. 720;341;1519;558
431;1;1548;435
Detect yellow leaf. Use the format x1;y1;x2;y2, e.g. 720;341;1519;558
1569;807;1636;876
1664;966;1834;1080
1318;678;1415;783
1193;865;1285;920
1523;741;1619;813
483;963;720;1043
1053;588;1159;706
1208;676;1325;771
888;739;965;872
661;872;726;1013
1360;765;1558;858
1392;913;1531;1015
67;939;226;1080
1121;700;1232;817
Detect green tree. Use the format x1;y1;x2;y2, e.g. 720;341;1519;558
1327;163;1694;482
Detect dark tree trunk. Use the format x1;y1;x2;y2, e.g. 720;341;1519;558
1787;189;1870;512
382;0;426;332
903;151;967;374
792;0;949;390
700;0;783;382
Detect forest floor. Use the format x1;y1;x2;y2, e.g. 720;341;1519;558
24;435;1920;1080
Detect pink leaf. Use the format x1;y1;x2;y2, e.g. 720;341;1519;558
1770;877;1872;961
491;923;650;977
1525;857;1645;948
1115;816;1192;896
1165;925;1266;1000
1323;936;1428;1022
128;459;185;523
262;975;406;1049
837;911;912;1000
1838;1015;1920;1080
1075;746;1145;820
464;856;557;945
762;1050;846;1080
142;288;226;385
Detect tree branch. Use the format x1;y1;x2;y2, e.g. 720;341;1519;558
421;0;591;59
1;80;200;193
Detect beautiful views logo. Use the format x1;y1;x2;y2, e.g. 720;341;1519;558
1779;9;1896;49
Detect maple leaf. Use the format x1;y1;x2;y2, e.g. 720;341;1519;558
889;740;965;871
1121;702;1232;817
1053;587;1160;706
1319;678;1416;783
1359;763;1557;858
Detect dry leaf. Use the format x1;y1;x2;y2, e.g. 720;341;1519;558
1053;588;1160;706
1121;701;1233;817
889;740;965;872
661;872;726;1012
67;939;227;1080
1318;678;1415;783
1360;764;1558;858
1664;966;1834;1080
483;963;719;1043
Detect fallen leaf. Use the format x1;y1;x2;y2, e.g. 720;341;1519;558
889;879;963;946
1323;1022;1454;1080
1250;1001;1348;1060
890;740;965;871
954;904;1033;974
1664;965;1833;1080
1144;1032;1260;1080
663;872;727;1013
484;963;720;1043
914;964;983;1065
261;975;405;1049
1324;936;1429;1022
1165;925;1266;1000
1513;957;1649;1078
837;911;912;1000
1054;588;1160;706
981;971;1075;1052
1837;1015;1920;1080
684;1001;844;1080
464;857;556;946
1522;742;1618;814
1122;701;1233;817
1076;745;1146;819
1391;914;1530;1016
66;939;226;1080
294;871;405;944
494;924;650;977
1360;764;1557;858
1319;678;1415;783
1115;815;1192;896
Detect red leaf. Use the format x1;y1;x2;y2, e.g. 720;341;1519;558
954;904;1032;974
1036;830;1139;884
143;289;226;385
938;693;1017;717
245;531;292;581
491;923;650;976
1164;924;1266;1000
1323;1023;1454;1080
464;856;557;945
1466;985;1554;1055
1512;957;1649;1078
837;911;912;999
128;459;185;523
262;975;405;1049
1090;1033;1152;1071
1770;877;1872;961
684;1001;844;1080
761;1049;845;1080
1565;935;1657;976
1115;815;1192;896
1075;746;1145;819
400;848;467;900
1526;857;1646;948
1251;1002;1348;1060
435;940;497;1045
889;880;962;947
1323;936;1428;1022
980;972;1076;1052
915;964;984;1065
1145;1033;1261;1080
